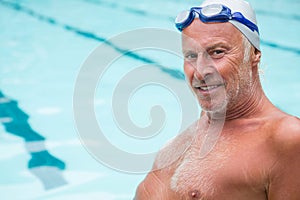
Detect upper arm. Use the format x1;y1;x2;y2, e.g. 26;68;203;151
268;117;300;199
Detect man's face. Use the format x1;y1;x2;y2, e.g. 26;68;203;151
182;20;253;113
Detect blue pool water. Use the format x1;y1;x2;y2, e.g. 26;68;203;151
0;0;299;199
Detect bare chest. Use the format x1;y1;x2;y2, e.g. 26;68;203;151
168;134;270;200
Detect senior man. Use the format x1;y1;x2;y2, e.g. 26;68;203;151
135;0;300;199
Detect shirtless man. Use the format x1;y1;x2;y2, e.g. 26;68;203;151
135;0;300;199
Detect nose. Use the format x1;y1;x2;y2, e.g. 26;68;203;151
194;52;215;80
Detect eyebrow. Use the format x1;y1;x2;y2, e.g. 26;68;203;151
205;42;229;51
182;42;229;54
182;49;196;54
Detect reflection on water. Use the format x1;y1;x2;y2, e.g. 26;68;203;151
0;90;67;190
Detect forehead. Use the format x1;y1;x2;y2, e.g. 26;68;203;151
182;19;243;50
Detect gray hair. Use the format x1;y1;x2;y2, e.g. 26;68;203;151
242;34;252;64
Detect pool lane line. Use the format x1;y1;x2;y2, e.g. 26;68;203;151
85;0;300;22
82;0;300;55
260;41;300;55
84;0;174;22
256;10;300;21
0;0;185;80
1;0;300;61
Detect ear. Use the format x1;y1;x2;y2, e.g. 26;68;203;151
252;48;261;67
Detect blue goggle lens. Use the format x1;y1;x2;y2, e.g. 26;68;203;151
201;4;223;17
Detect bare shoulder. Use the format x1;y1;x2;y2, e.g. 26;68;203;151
267;115;300;198
268;114;300;167
271;115;300;151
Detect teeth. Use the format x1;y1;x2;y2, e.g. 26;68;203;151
195;85;219;91
201;86;217;91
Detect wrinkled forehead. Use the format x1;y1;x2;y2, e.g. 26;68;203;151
181;19;243;51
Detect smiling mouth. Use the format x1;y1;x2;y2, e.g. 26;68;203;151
192;83;225;92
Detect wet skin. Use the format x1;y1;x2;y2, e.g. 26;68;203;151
134;20;300;200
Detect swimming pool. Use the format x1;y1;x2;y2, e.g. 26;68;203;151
0;0;299;199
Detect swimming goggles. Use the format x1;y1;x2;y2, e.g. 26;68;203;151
175;4;259;34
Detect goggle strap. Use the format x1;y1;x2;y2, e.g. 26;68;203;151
232;12;259;34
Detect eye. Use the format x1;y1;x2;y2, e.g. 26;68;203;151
184;52;198;61
210;49;225;59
